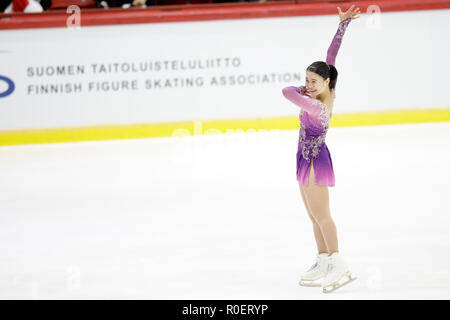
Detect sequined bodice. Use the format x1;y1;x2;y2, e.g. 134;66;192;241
299;103;331;162
282;17;351;163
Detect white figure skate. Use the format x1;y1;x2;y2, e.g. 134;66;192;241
299;253;329;287
321;252;357;293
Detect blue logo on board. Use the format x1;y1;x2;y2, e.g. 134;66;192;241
0;75;15;98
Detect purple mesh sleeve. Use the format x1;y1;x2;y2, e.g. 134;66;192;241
326;17;351;66
282;86;324;118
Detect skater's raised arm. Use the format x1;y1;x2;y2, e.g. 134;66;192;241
326;6;360;66
326;18;351;66
282;85;325;118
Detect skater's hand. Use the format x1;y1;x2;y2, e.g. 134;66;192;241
296;86;310;97
303;88;313;98
338;5;361;22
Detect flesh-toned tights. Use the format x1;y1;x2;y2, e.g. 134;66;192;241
299;159;338;255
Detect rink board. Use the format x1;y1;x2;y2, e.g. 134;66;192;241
1;107;450;146
0;2;449;145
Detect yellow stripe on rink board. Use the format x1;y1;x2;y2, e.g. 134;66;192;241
331;107;450;127
0;107;449;146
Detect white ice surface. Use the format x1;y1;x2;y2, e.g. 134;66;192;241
1;122;449;299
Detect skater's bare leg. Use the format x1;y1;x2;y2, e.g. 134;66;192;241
299;184;328;254
304;160;339;255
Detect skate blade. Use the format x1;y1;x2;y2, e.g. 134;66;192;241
299;280;322;287
322;273;357;294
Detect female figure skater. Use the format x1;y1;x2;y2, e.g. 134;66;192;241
282;5;360;293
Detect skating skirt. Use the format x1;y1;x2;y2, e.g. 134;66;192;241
296;142;335;187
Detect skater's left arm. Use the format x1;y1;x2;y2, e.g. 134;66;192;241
326;5;360;66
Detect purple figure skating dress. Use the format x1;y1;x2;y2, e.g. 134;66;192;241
282;17;351;187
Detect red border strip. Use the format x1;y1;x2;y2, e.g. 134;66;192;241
0;0;449;30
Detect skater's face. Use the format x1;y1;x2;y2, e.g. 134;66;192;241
305;71;330;99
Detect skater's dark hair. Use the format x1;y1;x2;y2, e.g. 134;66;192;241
306;61;338;92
